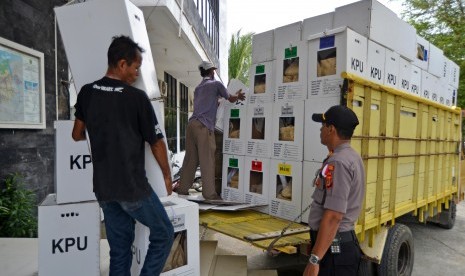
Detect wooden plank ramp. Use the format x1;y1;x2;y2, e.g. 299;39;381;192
199;209;310;254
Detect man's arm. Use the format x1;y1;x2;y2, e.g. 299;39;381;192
150;139;172;195
303;209;343;276
72;118;87;141
228;89;246;103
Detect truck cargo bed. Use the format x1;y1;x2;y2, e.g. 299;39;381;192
345;72;461;244
199;210;309;254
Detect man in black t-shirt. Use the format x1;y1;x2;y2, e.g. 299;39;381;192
72;36;174;275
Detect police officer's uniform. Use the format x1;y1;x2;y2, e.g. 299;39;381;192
307;105;365;276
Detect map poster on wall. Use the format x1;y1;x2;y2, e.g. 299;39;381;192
0;37;45;129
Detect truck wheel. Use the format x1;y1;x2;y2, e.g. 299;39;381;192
437;200;456;229
377;224;414;276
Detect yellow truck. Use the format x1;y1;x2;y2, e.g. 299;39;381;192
199;73;462;276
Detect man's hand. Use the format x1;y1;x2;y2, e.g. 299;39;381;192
164;175;173;196
72;119;87;141
303;263;319;276
228;89;246;103
236;89;245;101
150;139;172;196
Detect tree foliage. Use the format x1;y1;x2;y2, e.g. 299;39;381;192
399;0;465;107
228;30;254;85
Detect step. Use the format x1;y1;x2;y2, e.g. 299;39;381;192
208;255;248;276
248;269;279;276
200;240;218;276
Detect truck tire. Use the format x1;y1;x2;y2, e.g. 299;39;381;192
377;224;414;276
437;200;456;229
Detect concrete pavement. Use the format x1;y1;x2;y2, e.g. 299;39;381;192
400;200;465;276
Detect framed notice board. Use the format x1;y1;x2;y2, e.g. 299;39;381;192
0;36;46;129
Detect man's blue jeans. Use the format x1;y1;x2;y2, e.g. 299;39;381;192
99;190;174;276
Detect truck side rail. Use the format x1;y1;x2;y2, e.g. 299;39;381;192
343;72;462;246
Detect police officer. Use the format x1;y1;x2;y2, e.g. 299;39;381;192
304;105;365;276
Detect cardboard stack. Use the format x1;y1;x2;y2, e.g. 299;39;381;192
245;0;460;223
221;80;249;202
38;121;101;276
243;101;273;211
241;23;306;220
46;1;201;275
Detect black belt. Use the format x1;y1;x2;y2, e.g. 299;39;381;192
310;230;357;243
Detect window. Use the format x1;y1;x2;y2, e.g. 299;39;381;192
164;72;189;153
164;72;177;152
179;83;189;151
195;0;219;57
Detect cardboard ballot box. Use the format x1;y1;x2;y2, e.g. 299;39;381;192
274;41;308;102
271;100;305;161
245;102;273;158
38;194;100;276
223;103;248;156
248;62;275;104
55;120;96;204
222;154;246;202
243;156;271;214
307;27;368;99
252;30;274;64
269;159;303;221
131;197;200;276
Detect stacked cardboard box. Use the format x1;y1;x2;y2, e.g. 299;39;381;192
38;121;101;276
329;0;459;105
47;1;201;275
222;80;249;201
240;24;307;220
38;194;100;276
245;0;460;223
131;197;200;276
243;156;271;213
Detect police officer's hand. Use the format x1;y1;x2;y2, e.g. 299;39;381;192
303;263;319;276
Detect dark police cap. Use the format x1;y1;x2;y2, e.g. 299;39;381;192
312;105;359;130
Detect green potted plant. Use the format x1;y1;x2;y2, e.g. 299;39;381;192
0;173;37;237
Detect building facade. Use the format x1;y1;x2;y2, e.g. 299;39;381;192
0;0;227;203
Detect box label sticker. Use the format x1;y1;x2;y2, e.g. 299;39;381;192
281;105;294;115
256;65;265;74
278;163;292;176
251;161;262;171
254;106;264;116
170;214;186;231
229;158;239;167
230;109;240;118
284;46;297;59
320;35;335;49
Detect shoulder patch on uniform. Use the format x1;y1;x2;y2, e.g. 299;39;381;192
322;163;335;188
